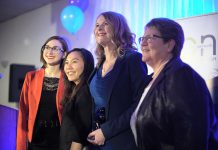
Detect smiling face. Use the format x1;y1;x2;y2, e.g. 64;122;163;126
141;26;173;69
64;51;84;85
42;39;65;67
94;15;114;47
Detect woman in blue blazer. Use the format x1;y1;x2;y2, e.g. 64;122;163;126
87;11;149;150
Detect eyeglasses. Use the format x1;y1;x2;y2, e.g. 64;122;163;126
138;34;164;44
42;45;64;54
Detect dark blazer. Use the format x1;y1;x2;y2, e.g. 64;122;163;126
60;84;92;150
136;57;218;150
89;50;149;150
16;69;64;150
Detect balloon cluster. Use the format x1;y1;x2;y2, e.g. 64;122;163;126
60;0;89;34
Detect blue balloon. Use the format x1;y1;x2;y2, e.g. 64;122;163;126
60;6;84;34
69;0;89;12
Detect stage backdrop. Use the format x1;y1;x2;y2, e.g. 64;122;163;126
177;13;218;116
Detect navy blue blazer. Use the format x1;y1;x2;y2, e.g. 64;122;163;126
89;50;149;150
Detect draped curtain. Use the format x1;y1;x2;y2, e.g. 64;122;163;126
91;0;218;41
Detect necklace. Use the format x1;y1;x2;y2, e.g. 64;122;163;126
44;68;61;78
152;60;169;79
102;58;117;76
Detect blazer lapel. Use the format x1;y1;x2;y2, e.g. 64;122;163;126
56;71;64;104
105;57;124;106
141;58;175;106
34;69;44;109
88;56;125;115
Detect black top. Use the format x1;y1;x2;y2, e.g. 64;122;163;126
60;84;92;150
30;77;60;149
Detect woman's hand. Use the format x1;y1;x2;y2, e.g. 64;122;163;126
70;142;83;150
87;128;105;146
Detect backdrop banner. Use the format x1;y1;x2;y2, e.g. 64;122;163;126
177;13;218;116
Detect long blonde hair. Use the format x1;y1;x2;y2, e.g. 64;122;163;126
94;11;137;66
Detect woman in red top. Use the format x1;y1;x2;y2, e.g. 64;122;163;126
16;36;68;150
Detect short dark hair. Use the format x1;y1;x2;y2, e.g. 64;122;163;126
146;18;184;57
40;36;68;68
62;48;94;105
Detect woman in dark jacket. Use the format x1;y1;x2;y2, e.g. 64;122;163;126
60;48;94;150
130;18;218;150
87;11;149;150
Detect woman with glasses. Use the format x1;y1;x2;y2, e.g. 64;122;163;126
87;11;149;150
16;36;68;150
60;48;94;150
130;18;218;150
